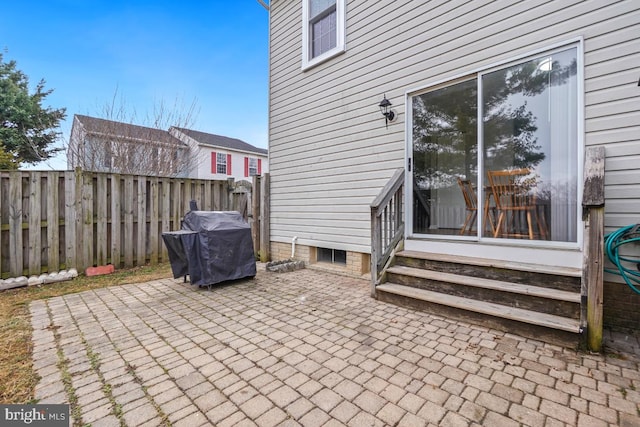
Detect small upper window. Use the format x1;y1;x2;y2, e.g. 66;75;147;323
216;152;227;174
302;0;345;70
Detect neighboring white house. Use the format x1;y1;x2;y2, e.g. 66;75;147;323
267;1;640;329
170;127;268;181
68;115;268;181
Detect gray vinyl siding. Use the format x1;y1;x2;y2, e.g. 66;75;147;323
268;0;640;253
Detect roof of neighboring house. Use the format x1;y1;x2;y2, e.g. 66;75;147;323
74;115;186;146
172;127;268;156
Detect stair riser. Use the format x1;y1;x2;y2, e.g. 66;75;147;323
386;272;580;319
377;290;583;349
395;257;580;293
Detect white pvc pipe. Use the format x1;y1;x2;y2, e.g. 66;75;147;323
291;236;298;258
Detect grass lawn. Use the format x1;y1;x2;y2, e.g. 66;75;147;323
0;263;172;403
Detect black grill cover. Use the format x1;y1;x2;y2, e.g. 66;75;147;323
162;211;256;286
162;229;197;279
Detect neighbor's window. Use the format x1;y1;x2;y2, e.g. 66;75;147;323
216;152;227;174
317;247;347;264
302;0;345;70
97;140;112;170
249;158;258;176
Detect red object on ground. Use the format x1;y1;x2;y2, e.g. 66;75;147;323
85;264;115;277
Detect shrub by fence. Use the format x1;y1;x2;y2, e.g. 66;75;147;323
0;169;264;279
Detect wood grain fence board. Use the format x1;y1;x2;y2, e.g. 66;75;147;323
190;181;196;209
191;181;197;210
210;182;217;209
149;177;159;265
199;181;207;209
187;181;192;209
96;173;108;266
226;178;234;210
74;168;84;270
111;175;122;268
252;175;261;256
220;179;226;210
47;172;60;272
82;172;94;270
123;176;134;268
213;181;221;210
193;181;202;210
206;182;212;209
9;172;23;276
160;178;170;260
189;181;195;210
28;172;41;275
64;171;77;270
190;181;198;209
178;180;185;212
137;176;147;266
172;180;181;230
0;174;3;277
214;181;222;210
219;181;226;210
201;182;208;209
204;181;212;211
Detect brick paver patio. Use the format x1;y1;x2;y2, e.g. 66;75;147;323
30;266;640;426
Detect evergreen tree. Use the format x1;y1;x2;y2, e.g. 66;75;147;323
411;58;576;188
0;53;66;167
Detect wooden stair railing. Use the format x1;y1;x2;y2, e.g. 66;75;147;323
371;168;404;297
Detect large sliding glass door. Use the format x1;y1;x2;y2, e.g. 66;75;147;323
411;45;579;243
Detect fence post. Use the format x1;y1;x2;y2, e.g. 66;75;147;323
259;173;270;262
252;175;261;258
47;171;60;273
227;178;235;211
9;171;23;277
149;177;159;265
28;171;42;276
96;173;108;266
81;171;94;271
111;174;122;268
582;146;605;352
64;170;76;270
137;176;147;267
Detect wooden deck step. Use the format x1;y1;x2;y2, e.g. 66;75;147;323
376;283;582;333
397;250;582;278
386;265;581;303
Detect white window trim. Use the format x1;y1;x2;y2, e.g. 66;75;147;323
216;152;227;175
301;0;346;71
403;38;585;257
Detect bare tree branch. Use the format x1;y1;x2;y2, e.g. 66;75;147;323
67;89;204;177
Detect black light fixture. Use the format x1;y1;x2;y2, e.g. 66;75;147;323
378;94;396;129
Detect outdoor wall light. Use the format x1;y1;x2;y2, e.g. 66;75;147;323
378;95;396;129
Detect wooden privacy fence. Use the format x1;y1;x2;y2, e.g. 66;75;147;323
0;169;269;279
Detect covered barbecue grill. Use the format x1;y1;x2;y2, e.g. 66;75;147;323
162;209;256;287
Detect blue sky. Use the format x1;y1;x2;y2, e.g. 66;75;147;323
0;0;270;169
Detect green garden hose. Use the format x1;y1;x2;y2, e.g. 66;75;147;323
604;224;640;295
